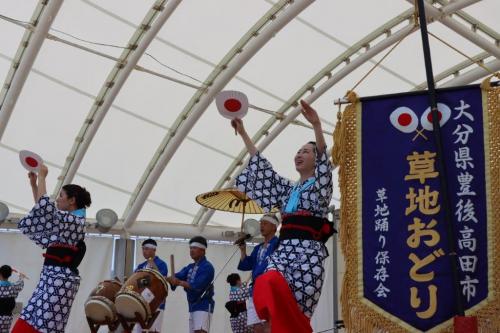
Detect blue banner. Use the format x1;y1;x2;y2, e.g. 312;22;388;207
360;85;489;331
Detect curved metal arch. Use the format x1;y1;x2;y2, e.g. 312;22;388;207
122;0;316;229
0;0;63;140
440;58;500;87
52;0;182;196
0;15;203;90
407;0;500;58
195;0;481;229
413;52;491;90
434;0;499;44
0;139;195;218
410;0;500;90
196;25;418;230
192;8;417;226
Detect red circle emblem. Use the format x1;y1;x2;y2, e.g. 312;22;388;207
224;99;242;112
427;111;442;122
397;113;412;126
25;157;38;167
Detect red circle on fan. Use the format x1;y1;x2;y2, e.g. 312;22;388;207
398;113;412;126
427;111;442;122
19;150;43;172
216;90;249;119
25;157;39;168
224;99;242;112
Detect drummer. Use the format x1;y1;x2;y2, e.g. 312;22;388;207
133;238;168;333
167;236;215;333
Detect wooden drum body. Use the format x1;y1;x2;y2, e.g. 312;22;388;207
84;280;122;323
115;269;168;321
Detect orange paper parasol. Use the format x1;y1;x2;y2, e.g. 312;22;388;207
195;189;275;230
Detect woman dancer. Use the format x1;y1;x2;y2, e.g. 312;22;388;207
11;164;91;333
232;100;334;333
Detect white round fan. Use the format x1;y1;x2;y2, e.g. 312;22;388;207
19;150;43;172
215;90;249;119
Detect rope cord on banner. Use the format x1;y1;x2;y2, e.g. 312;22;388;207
348;22;416;94
427;31;500;78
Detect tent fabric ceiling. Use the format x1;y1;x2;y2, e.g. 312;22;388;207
0;0;498;229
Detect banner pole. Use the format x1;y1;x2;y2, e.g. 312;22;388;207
415;0;465;317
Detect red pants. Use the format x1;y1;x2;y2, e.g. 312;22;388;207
11;318;40;333
253;270;312;333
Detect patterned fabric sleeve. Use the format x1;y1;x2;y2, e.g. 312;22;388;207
236;152;292;212
18;195;85;248
0;279;23;298
11;279;24;297
229;284;250;301
18;195;62;248
240;283;251;299
314;147;333;210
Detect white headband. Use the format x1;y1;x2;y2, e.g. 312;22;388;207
190;242;207;249
142;244;157;249
261;215;279;226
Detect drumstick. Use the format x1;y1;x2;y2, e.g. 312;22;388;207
170;254;175;277
11;268;29;280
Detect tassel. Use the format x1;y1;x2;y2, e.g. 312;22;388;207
331;107;343;167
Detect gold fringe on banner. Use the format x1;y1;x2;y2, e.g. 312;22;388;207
338;79;500;333
472;76;500;333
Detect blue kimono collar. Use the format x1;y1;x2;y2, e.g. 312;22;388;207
284;177;315;213
71;208;86;217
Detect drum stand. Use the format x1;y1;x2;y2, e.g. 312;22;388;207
86;316;120;333
118;311;160;333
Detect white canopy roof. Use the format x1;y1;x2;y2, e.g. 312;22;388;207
1;0;498;232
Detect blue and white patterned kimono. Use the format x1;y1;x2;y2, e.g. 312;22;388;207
236;148;333;318
17;195;85;333
228;283;251;333
0;278;24;333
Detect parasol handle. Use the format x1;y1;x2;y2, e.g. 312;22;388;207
241;203;246;232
